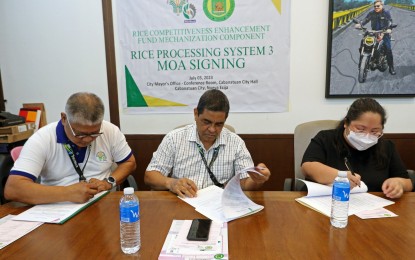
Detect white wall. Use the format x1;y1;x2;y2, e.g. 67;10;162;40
1;0;414;134
0;0;110;121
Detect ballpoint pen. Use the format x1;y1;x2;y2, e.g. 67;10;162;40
344;157;355;176
344;157;360;187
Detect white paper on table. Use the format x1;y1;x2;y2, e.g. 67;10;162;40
0;215;43;249
180;185;223;208
158;220;228;260
222;172;264;220
180;167;264;223
299;179;368;197
173;220;223;253
12;190;108;224
296;192;394;217
181;185;228;223
355;207;398;219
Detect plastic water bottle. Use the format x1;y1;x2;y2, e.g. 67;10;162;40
120;187;140;254
330;171;350;228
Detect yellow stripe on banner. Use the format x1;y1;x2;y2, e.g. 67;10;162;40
143;95;187;107
271;0;281;14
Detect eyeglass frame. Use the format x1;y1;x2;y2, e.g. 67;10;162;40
348;127;383;139
66;118;103;139
374;4;382;8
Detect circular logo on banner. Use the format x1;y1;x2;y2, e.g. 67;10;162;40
203;0;235;22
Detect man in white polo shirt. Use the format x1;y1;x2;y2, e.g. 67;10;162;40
5;92;136;204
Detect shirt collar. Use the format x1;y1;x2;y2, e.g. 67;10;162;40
56;119;83;148
56;120;70;144
189;123;226;150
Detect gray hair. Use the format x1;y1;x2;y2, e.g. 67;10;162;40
65;92;104;125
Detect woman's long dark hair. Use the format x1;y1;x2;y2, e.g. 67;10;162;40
334;98;388;169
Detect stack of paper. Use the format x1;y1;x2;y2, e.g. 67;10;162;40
12;190;109;224
295;179;395;217
159;220;228;260
180;167;264;223
0;215;43;249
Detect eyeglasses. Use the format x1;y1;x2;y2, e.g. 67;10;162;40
349;127;383;138
67;119;103;139
374;5;381;8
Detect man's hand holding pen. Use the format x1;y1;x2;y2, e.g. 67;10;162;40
67;182;99;203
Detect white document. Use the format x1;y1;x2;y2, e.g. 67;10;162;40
221;169;264;220
12;190;109;224
301;179;368;197
158;220;228;260
355;207;398;219
180;167;264;223
0;215;43;249
295;179;394;217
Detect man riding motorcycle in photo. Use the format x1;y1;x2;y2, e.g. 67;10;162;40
355;0;396;75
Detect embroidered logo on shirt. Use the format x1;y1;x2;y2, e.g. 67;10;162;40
96;151;107;162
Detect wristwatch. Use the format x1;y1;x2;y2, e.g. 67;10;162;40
104;176;117;189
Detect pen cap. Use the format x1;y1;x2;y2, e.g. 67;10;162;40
338;171;347;178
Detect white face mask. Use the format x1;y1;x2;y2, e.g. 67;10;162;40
347;130;378;151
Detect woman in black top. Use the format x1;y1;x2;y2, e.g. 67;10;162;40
301;98;412;198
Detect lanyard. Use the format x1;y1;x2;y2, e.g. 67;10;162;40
196;143;223;188
63;143;91;182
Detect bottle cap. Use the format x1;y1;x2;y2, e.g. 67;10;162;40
123;187;134;194
338;171;347;178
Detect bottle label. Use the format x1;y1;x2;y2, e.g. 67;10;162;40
332;183;350;202
120;204;139;223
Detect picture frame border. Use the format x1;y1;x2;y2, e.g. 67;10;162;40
325;0;415;98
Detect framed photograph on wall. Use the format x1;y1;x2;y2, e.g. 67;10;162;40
325;0;415;98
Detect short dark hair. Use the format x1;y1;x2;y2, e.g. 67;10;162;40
344;97;387;128
65;92;105;125
196;89;230;118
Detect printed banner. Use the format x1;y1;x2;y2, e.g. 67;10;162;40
115;0;290;113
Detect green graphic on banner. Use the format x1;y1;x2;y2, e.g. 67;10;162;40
126;66;148;107
204;0;235;22
183;3;196;19
125;66;187;107
168;0;187;15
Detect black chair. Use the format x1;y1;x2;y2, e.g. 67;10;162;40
0;153;14;204
111;163;138;191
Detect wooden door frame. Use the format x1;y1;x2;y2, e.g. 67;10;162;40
0;69;6;111
102;0;120;127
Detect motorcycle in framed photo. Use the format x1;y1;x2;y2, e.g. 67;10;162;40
325;0;415;98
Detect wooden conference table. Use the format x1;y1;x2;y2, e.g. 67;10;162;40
1;191;414;259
